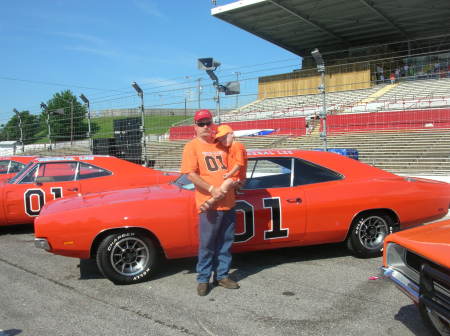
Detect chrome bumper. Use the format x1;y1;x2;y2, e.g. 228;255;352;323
34;238;50;251
381;266;420;304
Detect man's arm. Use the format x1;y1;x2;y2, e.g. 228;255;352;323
187;172;225;199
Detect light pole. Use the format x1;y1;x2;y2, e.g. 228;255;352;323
79;94;92;152
234;72;241;108
197;58;240;125
311;48;328;151
131;81;148;166
13;108;24;153
198;58;222;124
40;102;52;149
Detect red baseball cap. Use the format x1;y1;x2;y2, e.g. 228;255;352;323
194;109;213;121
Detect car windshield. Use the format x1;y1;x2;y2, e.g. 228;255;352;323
172;174;195;191
8;162;34;184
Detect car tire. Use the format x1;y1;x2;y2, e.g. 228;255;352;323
96;231;159;285
346;212;393;258
419;301;450;336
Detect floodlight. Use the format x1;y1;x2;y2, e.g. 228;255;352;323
53;108;65;115
311;48;324;66
131;81;143;95
40;102;48;110
223;81;240;96
80;94;89;105
198;58;221;71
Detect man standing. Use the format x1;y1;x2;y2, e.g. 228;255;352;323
180;109;239;296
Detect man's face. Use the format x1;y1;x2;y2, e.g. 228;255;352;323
194;118;213;139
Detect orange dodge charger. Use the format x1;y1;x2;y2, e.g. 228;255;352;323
382;219;450;335
0;155;178;226
34;149;449;285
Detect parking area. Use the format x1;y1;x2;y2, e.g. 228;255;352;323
0;222;441;336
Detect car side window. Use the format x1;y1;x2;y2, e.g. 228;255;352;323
0;160;10;174
243;158;292;189
293;159;342;186
77;162;112;180
20;162;77;183
9;161;25;173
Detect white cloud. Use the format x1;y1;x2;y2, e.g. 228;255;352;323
51;32;106;45
132;0;165;18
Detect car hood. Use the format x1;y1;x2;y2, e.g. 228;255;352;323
385;219;450;268
40;183;188;215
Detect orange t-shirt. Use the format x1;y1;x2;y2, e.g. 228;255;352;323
180;138;235;211
228;141;247;182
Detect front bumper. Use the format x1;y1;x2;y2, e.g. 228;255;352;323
34;238;51;251
381;266;420;304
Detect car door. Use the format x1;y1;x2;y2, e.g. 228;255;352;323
233;157;306;251
75;161;113;194
4;162;81;225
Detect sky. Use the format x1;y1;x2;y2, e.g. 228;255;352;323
0;0;301;122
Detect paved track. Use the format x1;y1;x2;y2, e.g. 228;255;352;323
2;219;445;336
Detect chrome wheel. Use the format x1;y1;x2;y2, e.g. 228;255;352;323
109;237;150;276
357;215;389;250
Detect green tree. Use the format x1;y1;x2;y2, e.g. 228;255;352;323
0;111;40;144
43;90;88;142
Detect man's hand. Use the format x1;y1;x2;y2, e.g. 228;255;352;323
210;186;225;200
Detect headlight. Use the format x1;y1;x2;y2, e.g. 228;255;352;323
386;242;420;284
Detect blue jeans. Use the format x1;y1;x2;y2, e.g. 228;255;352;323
197;209;236;283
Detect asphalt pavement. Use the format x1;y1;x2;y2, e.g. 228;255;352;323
2;216;446;336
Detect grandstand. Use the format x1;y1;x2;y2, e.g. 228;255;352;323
8;0;450;178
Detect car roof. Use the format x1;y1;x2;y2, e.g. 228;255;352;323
0;156;37;163
247;149;396;179
30;155;155;175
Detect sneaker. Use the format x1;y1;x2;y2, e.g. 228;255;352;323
197;282;209;296
217;277;240;289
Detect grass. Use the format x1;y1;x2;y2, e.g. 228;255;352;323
91;115;189;139
26;115;190;144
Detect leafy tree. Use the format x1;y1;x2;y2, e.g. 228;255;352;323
42;90;88;142
0;111;40;144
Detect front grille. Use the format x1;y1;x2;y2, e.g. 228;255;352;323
405;251;450;278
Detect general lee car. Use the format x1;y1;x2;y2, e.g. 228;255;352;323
0;156;36;181
382;219;450;336
0;155;178;226
34;150;450;285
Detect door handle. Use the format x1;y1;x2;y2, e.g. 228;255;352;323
66;187;78;192
286;198;302;204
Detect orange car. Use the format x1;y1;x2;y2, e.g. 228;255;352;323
34;149;449;284
0;155;178;226
382;219;450;335
0;156;36;181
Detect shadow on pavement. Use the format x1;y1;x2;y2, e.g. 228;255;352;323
394;304;430;336
0;224;33;235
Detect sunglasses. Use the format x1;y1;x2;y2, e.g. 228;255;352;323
196;121;212;127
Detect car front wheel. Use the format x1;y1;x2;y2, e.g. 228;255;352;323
96;231;159;285
347;212;393;258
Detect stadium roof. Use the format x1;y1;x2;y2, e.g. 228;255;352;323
212;0;450;58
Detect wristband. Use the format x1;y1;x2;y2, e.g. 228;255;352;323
208;185;214;193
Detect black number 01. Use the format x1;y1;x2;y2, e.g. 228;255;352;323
234;197;288;243
24;187;63;217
